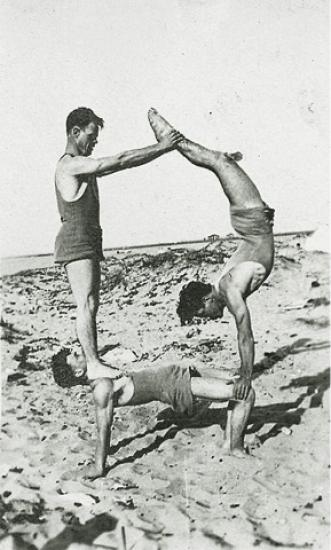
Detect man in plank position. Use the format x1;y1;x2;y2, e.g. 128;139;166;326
52;350;255;480
148;108;275;402
55;107;183;380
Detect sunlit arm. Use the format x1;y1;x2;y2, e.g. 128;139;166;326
65;130;183;178
235;304;254;381
223;277;255;381
95;141;173;176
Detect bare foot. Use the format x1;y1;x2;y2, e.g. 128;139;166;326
221;441;259;460
87;361;121;380
148;110;243;162
221;440;246;457
225;151;243;162
61;463;104;481
228;448;247;459
148;107;175;142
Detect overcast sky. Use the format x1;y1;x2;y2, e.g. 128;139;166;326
1;0;329;257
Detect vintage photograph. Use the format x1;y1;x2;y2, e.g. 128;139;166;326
1;1;329;549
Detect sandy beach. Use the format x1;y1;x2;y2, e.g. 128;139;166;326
1;235;329;550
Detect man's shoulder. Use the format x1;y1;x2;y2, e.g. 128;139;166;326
220;262;265;286
219;262;268;305
217;267;246;303
56;155;98;181
57;153;79;166
57;155;99;180
56;154;74;173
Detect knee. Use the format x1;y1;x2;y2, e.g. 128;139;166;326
77;294;99;316
229;386;255;406
93;378;114;407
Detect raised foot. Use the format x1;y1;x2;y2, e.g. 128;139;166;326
148;107;175;141
224;151;243;162
87;362;121;380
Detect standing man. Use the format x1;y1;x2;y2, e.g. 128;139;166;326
148;108;275;401
55;107;183;380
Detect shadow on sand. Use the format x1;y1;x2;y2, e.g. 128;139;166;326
23;339;328;550
253;337;330;379
41;513;118;550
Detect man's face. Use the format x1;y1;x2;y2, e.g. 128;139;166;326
76;122;99;157
67;351;87;378
197;293;224;320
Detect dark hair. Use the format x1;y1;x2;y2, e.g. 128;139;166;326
177;280;212;325
51;349;88;388
66;107;104;135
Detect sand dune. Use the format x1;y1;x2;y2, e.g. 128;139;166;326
1;236;329;549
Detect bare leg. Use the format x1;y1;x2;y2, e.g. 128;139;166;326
222;388;255;456
148;108;264;209
190;376;234;401
190;377;255;456
66;258;120;380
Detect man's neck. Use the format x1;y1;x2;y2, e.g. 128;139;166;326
211;284;219;298
211;284;225;310
65;139;80;157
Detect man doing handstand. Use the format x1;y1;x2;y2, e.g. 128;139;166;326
52;350;255;480
148;109;275;402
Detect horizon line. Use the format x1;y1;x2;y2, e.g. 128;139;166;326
0;230;314;261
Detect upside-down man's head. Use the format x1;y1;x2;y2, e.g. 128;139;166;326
51;349;88;388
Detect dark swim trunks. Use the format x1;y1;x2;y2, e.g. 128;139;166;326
227;204;275;275
54;157;104;265
129;365;196;417
230;204;274;236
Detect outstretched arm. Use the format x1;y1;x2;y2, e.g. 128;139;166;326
224;286;254;400
65;130;183;178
